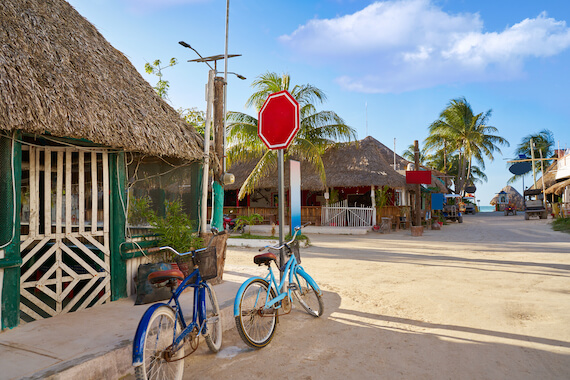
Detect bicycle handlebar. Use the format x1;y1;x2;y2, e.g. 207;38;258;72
258;222;311;251
147;227;223;256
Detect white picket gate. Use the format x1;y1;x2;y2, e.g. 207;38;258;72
321;200;374;227
19;146;111;323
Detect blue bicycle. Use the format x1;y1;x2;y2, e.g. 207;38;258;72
132;230;223;380
234;223;323;348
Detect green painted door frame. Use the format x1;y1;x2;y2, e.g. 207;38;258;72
1;133;22;331
109;152;127;301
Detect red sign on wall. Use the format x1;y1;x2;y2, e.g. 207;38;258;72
406;170;432;184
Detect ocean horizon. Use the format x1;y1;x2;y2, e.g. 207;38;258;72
479;205;495;212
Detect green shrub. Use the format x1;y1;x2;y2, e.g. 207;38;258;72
145;200;203;261
552;217;570;234
235;213;264;234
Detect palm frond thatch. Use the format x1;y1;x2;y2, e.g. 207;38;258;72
227;136;417;191
0;0;203;160
489;185;524;209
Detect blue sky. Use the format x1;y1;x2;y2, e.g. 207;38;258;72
67;0;570;205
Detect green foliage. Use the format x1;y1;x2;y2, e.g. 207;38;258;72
424;97;509;195
285;233;311;247
375;186;390;209
145;200;203;260
508;129;555;184
235;213;264;234
144;58;178;99
552;217;570;234
227;72;357;199
128;196;152;226
328;188;339;204
178;107;206;136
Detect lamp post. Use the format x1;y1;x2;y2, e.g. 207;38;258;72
178;41;244;233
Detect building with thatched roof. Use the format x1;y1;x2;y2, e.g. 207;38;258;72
490;185;524;211
225;136;446;226
0;0;205;330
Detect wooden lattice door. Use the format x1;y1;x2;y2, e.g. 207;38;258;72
20;146;111;322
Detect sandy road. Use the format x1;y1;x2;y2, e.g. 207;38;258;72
183;212;570;379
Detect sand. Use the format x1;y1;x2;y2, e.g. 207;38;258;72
185;212;570;379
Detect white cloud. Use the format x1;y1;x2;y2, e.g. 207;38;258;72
279;0;570;93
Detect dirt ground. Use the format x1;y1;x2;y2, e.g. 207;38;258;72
184;212;570;379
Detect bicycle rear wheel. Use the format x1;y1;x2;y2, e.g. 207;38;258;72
292;271;324;317
235;279;277;349
204;285;222;353
135;306;184;380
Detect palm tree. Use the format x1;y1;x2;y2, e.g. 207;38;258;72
402;143;428;165
424;97;509;195
507;129;555;185
227;72;357;199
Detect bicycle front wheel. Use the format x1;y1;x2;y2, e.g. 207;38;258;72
204;285;222;353
135;306;184;380
292;270;324;317
235;279;277;349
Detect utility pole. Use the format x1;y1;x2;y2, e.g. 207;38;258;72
414;140;421;227
210;76;225;230
200;70;215;234
530;138;537;189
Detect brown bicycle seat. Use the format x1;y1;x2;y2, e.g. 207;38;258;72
253;252;277;266
147;269;185;285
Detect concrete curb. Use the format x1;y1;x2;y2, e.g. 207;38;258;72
40;299;238;380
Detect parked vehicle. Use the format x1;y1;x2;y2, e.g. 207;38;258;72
523;189;548;220
442;194;463;223
463;197;477;214
223;212;244;233
504;204;517;216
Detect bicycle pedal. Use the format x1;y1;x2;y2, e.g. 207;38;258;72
287;283;298;290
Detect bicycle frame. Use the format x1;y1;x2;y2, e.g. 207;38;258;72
233;248;321;317
132;267;213;366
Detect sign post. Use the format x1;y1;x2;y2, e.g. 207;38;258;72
258;91;300;279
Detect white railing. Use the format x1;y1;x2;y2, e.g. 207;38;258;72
321;200;374;227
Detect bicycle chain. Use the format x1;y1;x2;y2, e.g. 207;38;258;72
164;328;199;362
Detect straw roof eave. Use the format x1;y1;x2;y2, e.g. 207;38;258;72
545;178;570;195
226;136;411;191
1;0;203;161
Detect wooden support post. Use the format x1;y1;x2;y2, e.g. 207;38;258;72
414;140;421;227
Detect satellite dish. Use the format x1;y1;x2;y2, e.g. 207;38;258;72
465;185;476;193
509;161;532;175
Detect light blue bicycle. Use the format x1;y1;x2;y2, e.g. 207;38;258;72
234;223;324;348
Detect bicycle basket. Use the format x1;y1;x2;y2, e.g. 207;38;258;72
193;247;218;281
291;241;301;264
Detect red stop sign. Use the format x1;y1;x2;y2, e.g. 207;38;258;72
258;90;300;150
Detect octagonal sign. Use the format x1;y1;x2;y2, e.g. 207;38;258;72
258;90;300;150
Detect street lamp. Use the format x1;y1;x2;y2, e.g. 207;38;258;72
178;41;244;233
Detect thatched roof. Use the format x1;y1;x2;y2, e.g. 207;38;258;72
545;178;570;196
227;136;425;191
0;0;203;160
490;185;524;209
529;162;557;190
